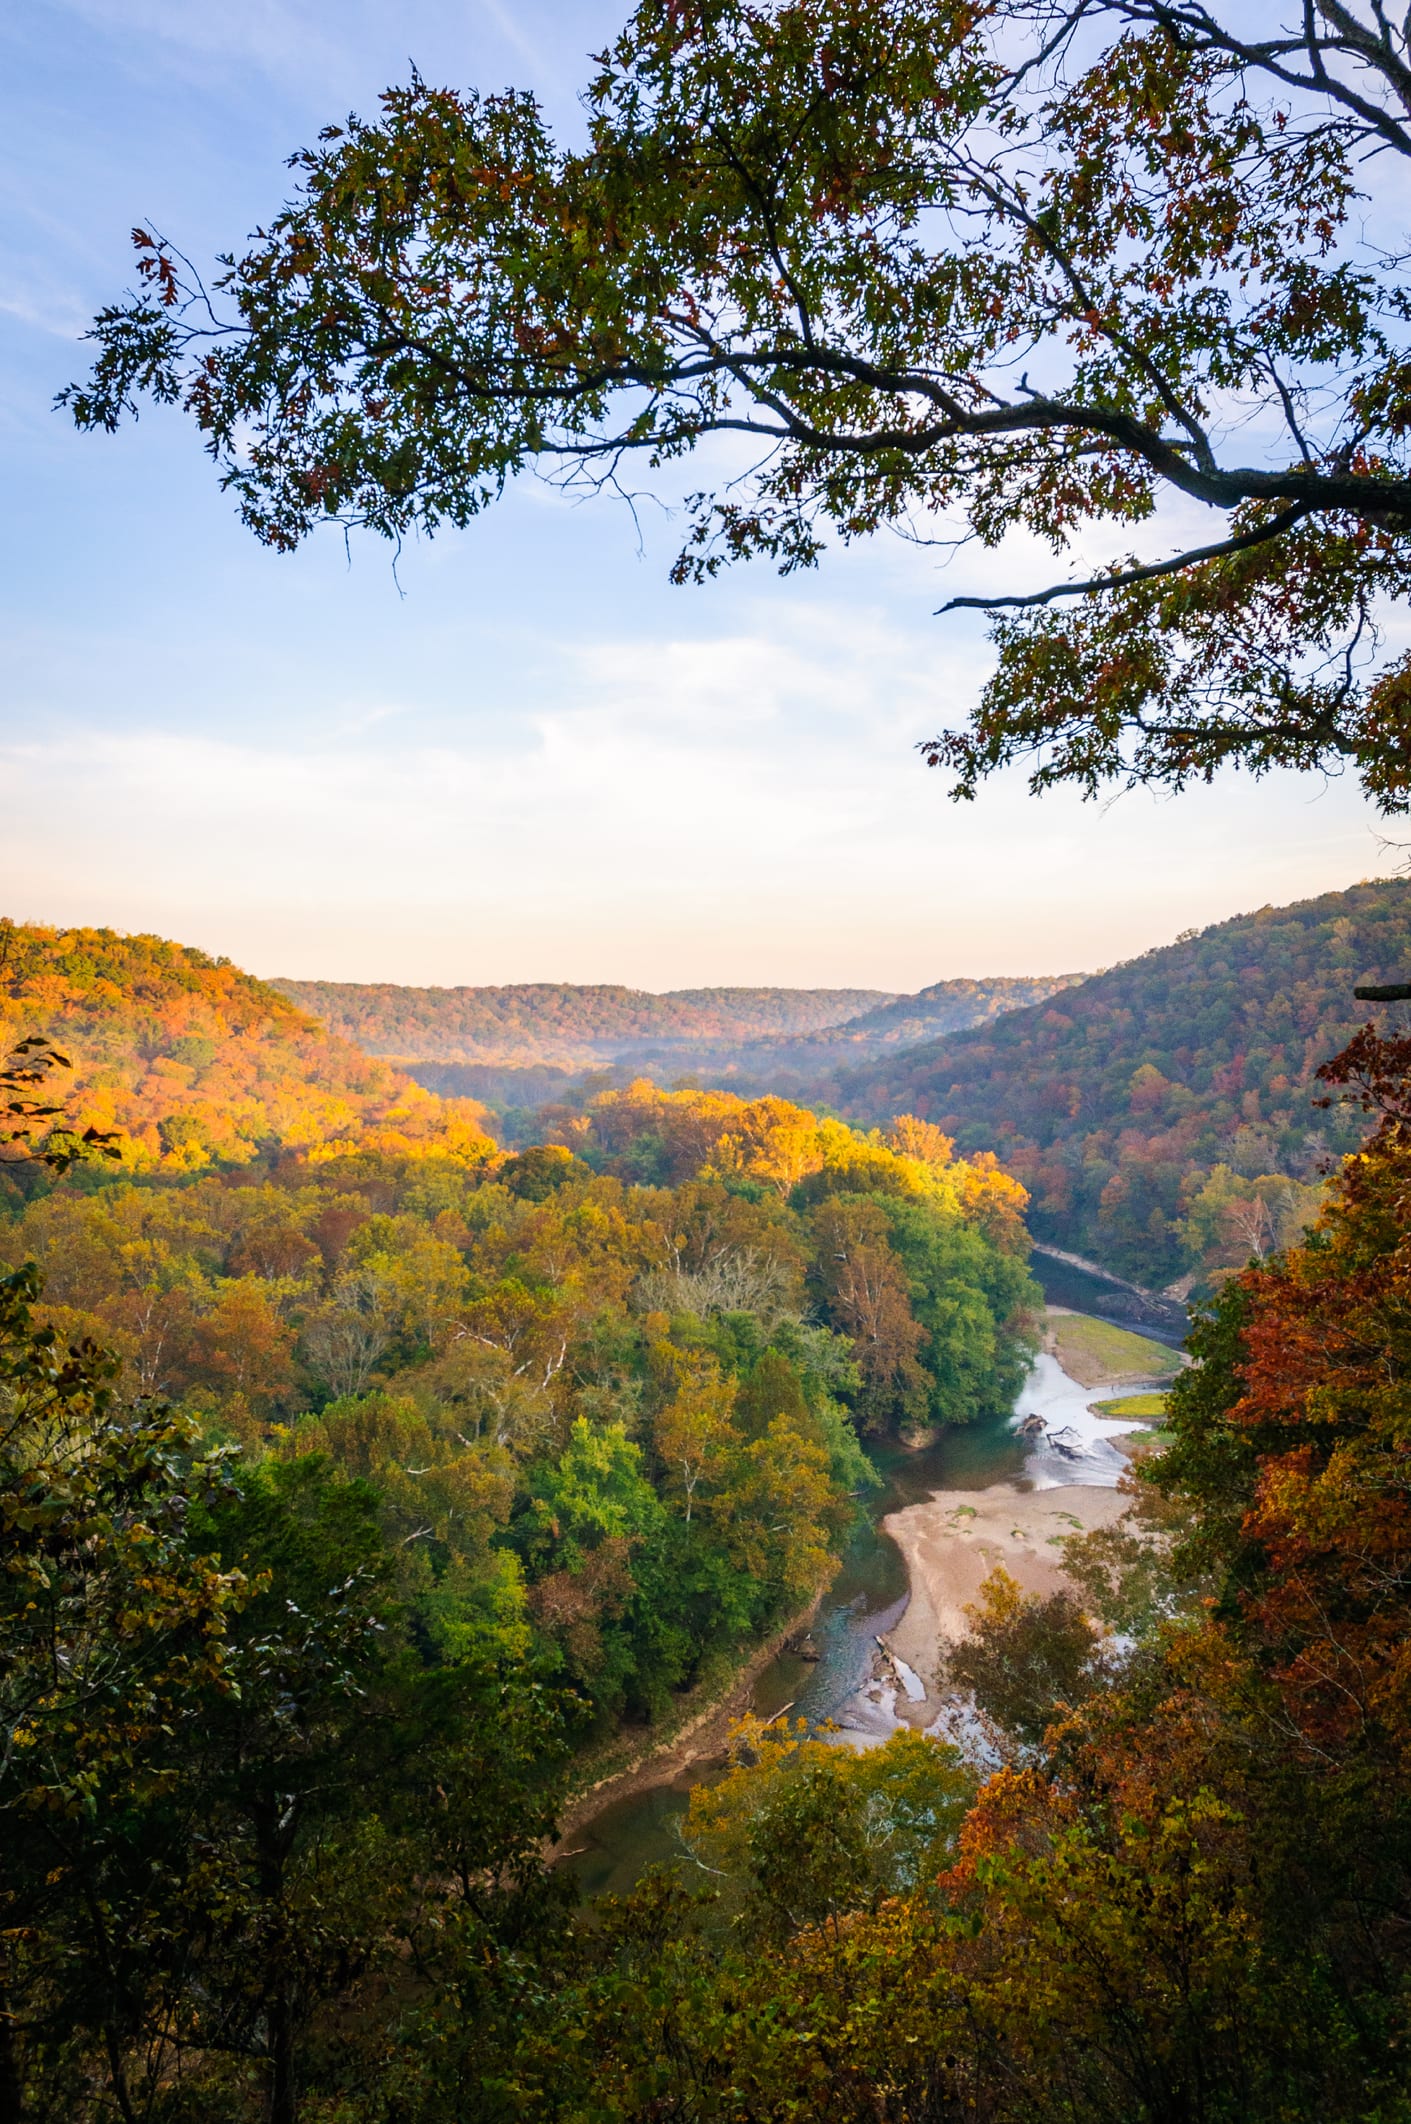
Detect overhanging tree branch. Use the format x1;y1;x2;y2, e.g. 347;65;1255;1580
60;0;1411;813
936;504;1313;612
1072;1;1411;159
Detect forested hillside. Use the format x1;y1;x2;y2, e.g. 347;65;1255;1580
0;975;1040;2124
271;978;894;1065
40;0;1411;2108
14;939;1411;2121
818;973;1081;1047
0;920;494;1176
0;916;1038;1726
3;1086;1037;1461
841;881;1411;1286
275;972;1080;1101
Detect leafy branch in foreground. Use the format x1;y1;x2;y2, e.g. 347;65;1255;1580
0;1035;122;1174
62;1;1411;808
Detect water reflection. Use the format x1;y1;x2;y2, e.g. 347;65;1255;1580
1031;1250;1188;1347
561;1410;1029;1902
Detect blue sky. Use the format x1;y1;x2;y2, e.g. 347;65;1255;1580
0;0;1394;990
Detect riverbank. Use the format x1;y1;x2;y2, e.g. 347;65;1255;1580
878;1306;1173;1717
549;1581;828;1856
884;1480;1131;1705
1031;1246;1189;1346
1043;1306;1185;1391
558;1310;1176;1874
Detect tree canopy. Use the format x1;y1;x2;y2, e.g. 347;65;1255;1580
16;995;1411;2115
66;0;1411;809
0;921;1051;2117
0;920;495;1181
465;1019;1411;2121
844;877;1411;1285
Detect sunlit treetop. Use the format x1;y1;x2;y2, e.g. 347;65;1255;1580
64;1;1411;808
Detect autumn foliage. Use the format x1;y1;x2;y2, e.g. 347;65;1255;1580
0;920;1050;2119
10;936;1411;2114
24;918;1411;2116
845;880;1411;1283
1180;1023;1411;1764
0;919;496;1179
271;977;893;1063
446;1021;1411;2122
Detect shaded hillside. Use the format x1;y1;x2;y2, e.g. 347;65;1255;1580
653;985;892;1033
276;973;1079;1089
0;921;494;1177
593;974;1087;1108
754;973;1084;1055
838;881;1411;1287
270;979;895;1066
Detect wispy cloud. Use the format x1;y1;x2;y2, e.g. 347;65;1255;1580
0;605;1383;989
473;0;562;83
0;277;92;342
0;1;1391;992
39;0;604;108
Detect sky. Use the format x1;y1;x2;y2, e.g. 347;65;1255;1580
0;0;1397;993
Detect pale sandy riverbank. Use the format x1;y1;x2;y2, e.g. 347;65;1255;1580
883;1481;1131;1702
562;1318;1172;1830
874;1311;1174;1719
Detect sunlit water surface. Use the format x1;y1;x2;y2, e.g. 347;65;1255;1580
561;1412;1028;1900
563;1265;1188;1901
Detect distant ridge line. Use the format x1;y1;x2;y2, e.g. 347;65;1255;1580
270;973;1078;1070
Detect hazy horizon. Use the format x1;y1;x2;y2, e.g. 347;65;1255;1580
3;1;1401;992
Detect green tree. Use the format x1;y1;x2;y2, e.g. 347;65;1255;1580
135;1452;566;2124
1178;1161;1326;1279
518;1418;677;1719
66;2;1411;809
683;1717;975;1942
285;1388;528;1661
881;1193;1039;1428
0;1264;243;2121
733;1347;808;1438
946;1565;1108;1752
169;1457;431;2123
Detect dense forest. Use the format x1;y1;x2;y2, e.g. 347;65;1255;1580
0;921;494;1175
10;984;1411;2119
0;921;1051;2118
842;882;1411;1288
0;927;1038;1703
275;974;1076;1075
35;0;1411;2110
504;1037;1411;2118
816;973;1082;1049
270;978;895;1064
272;877;1411;1301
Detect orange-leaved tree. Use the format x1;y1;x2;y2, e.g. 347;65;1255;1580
1155;1020;1411;1764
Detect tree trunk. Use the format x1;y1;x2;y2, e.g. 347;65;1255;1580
253;1806;298;2124
0;1973;24;2124
267;1991;297;2124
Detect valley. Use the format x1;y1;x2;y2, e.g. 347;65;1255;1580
17;5;1411;2110
0;915;1038;1787
5;884;1409;2121
274;878;1411;1296
562;1305;1176;1897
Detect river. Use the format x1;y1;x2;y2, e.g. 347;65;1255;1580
1030;1249;1188;1347
560;1407;1031;1901
563;1266;1189;1901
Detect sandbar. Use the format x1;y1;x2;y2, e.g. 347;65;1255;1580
883;1482;1131;1697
